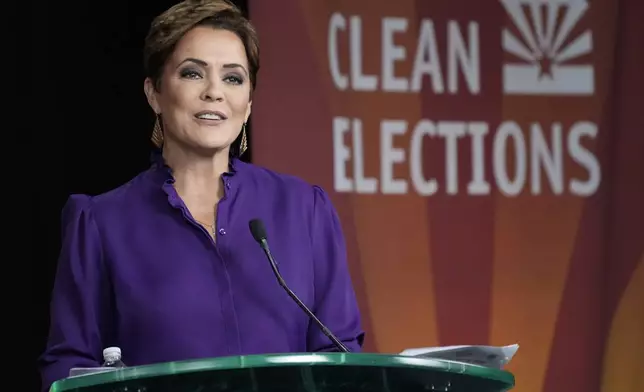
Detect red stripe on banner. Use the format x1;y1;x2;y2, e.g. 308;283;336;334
601;0;644;333
414;0;505;346
544;0;644;390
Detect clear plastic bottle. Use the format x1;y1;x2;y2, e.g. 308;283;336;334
102;347;127;368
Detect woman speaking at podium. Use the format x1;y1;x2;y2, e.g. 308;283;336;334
38;0;364;389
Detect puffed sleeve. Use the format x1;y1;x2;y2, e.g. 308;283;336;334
38;195;112;391
307;186;365;352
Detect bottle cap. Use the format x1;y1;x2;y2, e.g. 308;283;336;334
103;346;122;360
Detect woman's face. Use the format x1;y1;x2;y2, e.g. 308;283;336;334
145;26;252;154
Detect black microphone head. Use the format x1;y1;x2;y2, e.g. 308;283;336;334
249;219;267;243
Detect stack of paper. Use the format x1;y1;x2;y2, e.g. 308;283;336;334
399;344;519;369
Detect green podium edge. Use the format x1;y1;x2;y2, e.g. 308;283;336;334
51;353;515;391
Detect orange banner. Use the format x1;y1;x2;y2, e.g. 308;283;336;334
250;1;644;391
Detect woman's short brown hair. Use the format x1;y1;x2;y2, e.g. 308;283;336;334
143;0;259;91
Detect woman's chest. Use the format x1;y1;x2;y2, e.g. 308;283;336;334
103;218;316;338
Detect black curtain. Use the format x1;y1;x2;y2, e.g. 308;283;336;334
32;1;249;391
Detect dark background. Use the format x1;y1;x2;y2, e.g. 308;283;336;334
33;1;248;391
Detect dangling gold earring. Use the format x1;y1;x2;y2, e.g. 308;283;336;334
239;122;248;156
151;114;164;147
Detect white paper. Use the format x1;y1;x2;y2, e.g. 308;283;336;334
399;344;519;369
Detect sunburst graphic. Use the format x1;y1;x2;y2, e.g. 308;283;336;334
501;0;594;95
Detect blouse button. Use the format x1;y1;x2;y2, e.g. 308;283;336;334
218;228;226;235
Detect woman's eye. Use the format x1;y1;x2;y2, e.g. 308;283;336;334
224;75;244;85
180;69;202;79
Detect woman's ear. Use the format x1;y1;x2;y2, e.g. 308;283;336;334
144;78;161;114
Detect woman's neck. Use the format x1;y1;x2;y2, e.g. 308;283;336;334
162;144;230;207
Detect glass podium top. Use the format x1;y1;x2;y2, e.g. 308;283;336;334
51;353;515;392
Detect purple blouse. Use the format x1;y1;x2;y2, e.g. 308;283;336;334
38;156;364;389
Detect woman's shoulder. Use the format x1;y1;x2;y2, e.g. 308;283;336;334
236;161;329;200
60;168;156;219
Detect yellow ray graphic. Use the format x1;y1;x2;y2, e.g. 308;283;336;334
490;195;584;392
601;253;644;392
351;197;438;353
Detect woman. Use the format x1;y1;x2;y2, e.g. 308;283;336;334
38;0;364;389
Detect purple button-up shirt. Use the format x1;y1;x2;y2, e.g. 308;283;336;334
38;156;364;389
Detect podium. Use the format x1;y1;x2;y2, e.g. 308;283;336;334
50;353;515;392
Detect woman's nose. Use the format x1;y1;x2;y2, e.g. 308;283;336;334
201;80;224;102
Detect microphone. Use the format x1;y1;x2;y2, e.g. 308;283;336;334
248;218;350;352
